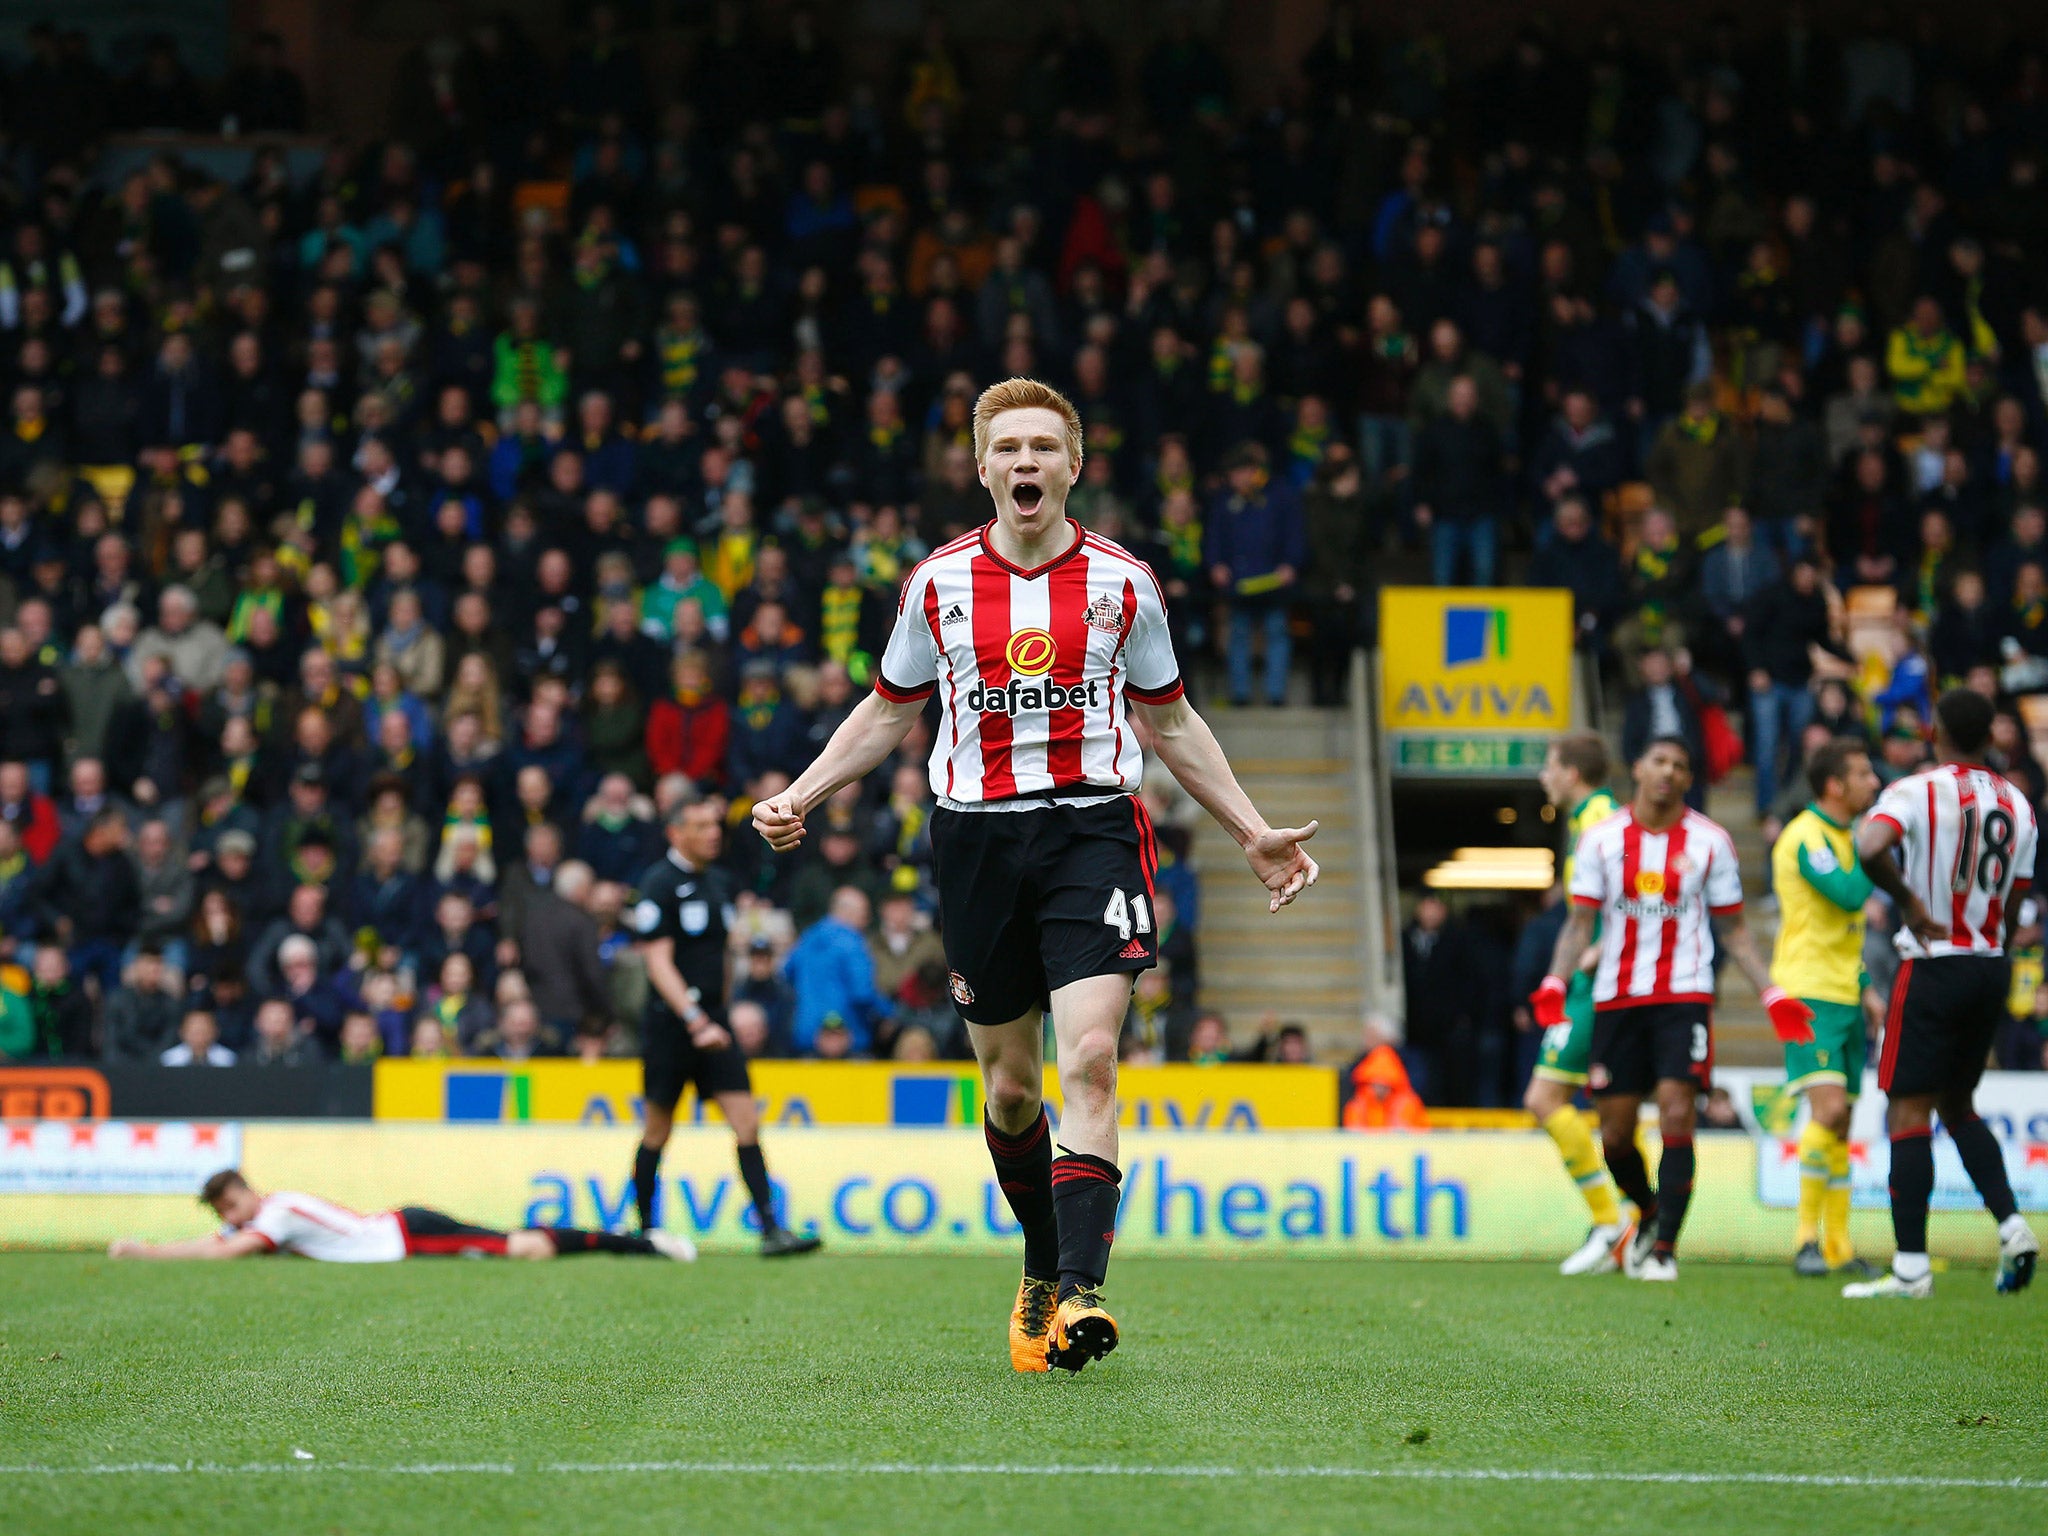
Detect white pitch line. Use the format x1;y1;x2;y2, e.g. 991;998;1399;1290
0;1463;2044;1490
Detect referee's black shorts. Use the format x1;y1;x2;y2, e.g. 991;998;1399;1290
643;1006;753;1113
929;795;1159;1025
1878;954;2008;1098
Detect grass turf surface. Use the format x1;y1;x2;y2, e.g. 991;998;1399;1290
2;1253;2043;1535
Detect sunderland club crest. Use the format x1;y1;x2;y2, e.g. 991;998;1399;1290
1083;593;1124;634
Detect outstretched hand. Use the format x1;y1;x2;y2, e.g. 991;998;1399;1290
752;792;806;852
1246;820;1321;912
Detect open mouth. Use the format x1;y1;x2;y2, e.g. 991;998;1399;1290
1013;483;1044;511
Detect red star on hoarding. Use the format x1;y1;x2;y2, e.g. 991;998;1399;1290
2025;1144;2048;1167
1848;1141;1870;1163
69;1124;95;1148
1778;1139;1800;1162
5;1126;33;1149
130;1125;157;1149
193;1125;220;1148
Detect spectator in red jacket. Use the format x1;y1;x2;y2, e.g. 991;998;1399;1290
0;759;60;863
645;650;731;790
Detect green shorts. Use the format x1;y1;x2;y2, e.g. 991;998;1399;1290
1783;998;1866;1095
1534;971;1597;1086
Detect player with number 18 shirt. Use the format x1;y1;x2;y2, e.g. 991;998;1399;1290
1846;689;2040;1300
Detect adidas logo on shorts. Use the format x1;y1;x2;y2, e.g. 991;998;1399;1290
1119;939;1148;959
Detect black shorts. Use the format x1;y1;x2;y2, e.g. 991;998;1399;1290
930;796;1159;1025
396;1207;508;1255
1589;1001;1713;1098
1878;954;2008;1098
643;1007;754;1112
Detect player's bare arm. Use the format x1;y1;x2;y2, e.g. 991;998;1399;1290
1543;903;1596;983
751;692;925;851
1131;693;1319;912
1855;816;1946;945
1528;902;1595;1026
1719;904;1816;1043
108;1231;270;1260
1714;907;1775;995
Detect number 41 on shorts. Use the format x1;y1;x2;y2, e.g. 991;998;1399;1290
1102;889;1153;941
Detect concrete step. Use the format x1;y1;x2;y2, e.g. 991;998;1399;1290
1199;928;1366;954
1186;703;1366;1053
1196;974;1359;999
1186;906;1360;935
1217;773;1353;795
1197;975;1361;1001
1198;871;1361;897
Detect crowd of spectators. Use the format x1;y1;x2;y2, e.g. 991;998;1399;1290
7;9;2048;1088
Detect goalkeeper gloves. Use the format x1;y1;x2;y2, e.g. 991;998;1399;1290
1530;975;1568;1028
1761;986;1815;1044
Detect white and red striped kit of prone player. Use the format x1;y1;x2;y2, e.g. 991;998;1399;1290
874;523;1184;808
1568;807;1746;1008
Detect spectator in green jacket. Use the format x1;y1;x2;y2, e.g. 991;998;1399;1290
491;298;569;427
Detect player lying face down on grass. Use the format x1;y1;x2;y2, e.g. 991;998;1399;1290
750;378;1320;1374
1532;736;1811;1282
105;1169;698;1263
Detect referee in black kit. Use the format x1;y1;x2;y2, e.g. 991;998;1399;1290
629;800;822;1258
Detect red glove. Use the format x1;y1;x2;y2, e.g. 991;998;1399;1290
1762;986;1815;1045
1530;975;1568;1028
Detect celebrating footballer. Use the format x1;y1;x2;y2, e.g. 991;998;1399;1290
751;378;1320;1373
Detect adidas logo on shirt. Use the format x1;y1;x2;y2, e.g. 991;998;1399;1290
939;603;968;626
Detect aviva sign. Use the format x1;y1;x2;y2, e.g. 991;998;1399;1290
1380;588;1573;766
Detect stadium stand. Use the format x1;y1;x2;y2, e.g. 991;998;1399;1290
0;3;2043;1108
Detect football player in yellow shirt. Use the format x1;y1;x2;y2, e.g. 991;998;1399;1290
1769;737;1882;1278
1531;733;1630;1274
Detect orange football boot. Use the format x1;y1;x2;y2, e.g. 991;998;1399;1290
1010;1275;1057;1372
1045;1288;1118;1373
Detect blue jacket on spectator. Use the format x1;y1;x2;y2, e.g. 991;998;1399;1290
574;814;660;884
1202;481;1307;594
729;697;812;784
345;866;424;953
1699;538;1782;622
783;913;885;1054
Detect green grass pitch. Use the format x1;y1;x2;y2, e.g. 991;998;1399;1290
3;1253;2043;1535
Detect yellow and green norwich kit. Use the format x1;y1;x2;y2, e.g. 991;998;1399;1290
1769;806;1871;1007
1563;787;1621;890
1535;788;1622;1086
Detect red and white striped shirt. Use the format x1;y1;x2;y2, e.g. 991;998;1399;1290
1569;806;1745;1008
234;1193;406;1263
875;520;1183;808
1868;761;2038;959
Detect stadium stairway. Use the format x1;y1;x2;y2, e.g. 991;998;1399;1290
1184;704;1368;1059
1706;764;1781;1068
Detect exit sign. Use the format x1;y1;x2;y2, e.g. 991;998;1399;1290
1392;735;1547;775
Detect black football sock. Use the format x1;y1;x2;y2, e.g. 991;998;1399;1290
1654;1136;1694;1253
1945;1115;2018;1223
1602;1136;1658;1227
985;1109;1059;1282
1889;1128;1934;1259
546;1228;660;1256
1051;1151;1122;1299
737;1142;781;1234
633;1144;662;1231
